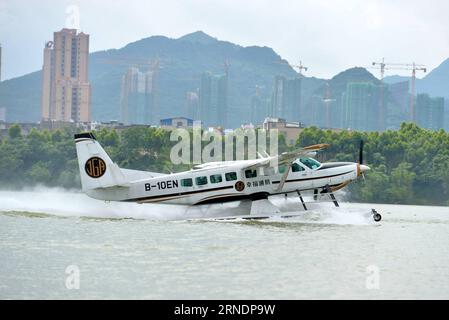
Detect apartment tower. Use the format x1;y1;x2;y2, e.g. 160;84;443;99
41;28;91;122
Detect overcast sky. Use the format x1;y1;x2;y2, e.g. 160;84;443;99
1;0;449;81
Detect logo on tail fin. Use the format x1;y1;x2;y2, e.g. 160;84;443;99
85;157;107;178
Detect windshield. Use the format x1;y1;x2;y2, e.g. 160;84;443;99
299;158;321;170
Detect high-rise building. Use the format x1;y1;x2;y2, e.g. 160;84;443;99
0;107;6;122
184;91;199;120
389;81;410;114
387;81;410;128
120;67;154;125
415;94;444;130
308;83;340;129
199;72;212;124
41;28;91;123
271;76;284;118
284;78;301;121
0;43;2;83
250;94;270;125
217;73;228;128
343;82;384;131
198;71;228;127
271;76;302;121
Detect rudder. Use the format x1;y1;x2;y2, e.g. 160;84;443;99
74;132;128;191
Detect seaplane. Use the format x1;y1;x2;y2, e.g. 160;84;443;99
74;132;381;222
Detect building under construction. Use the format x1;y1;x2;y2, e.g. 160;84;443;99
271;76;302;122
415;94;444;130
198;71;228;127
120;67;159;125
343;82;385;131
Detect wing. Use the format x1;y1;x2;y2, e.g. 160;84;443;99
240;143;330;171
277;143;329;165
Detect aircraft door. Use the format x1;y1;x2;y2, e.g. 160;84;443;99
291;162;313;190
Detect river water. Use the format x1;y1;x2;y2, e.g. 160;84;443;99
1;189;448;299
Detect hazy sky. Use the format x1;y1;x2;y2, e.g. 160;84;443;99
1;0;449;81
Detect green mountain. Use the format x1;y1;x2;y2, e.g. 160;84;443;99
312;67;381;98
300;67;384;128
1;31;315;127
0;71;42;123
418;58;449;98
4;30;445;128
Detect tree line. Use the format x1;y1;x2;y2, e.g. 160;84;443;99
297;123;449;205
0;123;448;205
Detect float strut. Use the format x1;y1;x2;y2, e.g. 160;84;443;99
313;189;318;201
325;184;340;207
296;190;307;211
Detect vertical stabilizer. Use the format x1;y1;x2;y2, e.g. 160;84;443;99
74;133;128;191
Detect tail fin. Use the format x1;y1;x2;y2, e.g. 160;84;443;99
74;133;128;191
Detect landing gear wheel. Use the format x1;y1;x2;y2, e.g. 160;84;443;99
371;209;382;222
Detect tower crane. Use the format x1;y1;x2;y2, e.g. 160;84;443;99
291;60;308;76
277;59;308;76
372;58;426;123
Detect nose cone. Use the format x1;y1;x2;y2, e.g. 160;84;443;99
360;164;370;173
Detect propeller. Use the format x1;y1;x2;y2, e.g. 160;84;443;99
357;140;367;180
359;140;364;165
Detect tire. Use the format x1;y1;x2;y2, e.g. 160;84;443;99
373;213;382;222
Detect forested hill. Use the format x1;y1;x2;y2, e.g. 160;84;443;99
0;123;448;206
0;31;323;126
300;123;449;205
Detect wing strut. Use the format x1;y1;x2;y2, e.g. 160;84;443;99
296;190;308;210
276;164;291;192
325;184;340;207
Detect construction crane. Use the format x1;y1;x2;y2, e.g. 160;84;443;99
372;58;426;123
277;59;308;76
371;58;387;130
290;60;308;76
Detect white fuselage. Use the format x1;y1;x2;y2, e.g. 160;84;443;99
87;159;360;205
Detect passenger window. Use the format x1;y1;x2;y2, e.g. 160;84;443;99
210;174;222;184
181;178;193;187
225;172;237;181
245;169;257;178
292;163;305;172
278;165;287;174
195;176;208;186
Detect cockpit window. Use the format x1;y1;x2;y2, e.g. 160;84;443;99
292;163;305;172
299;158;321;169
